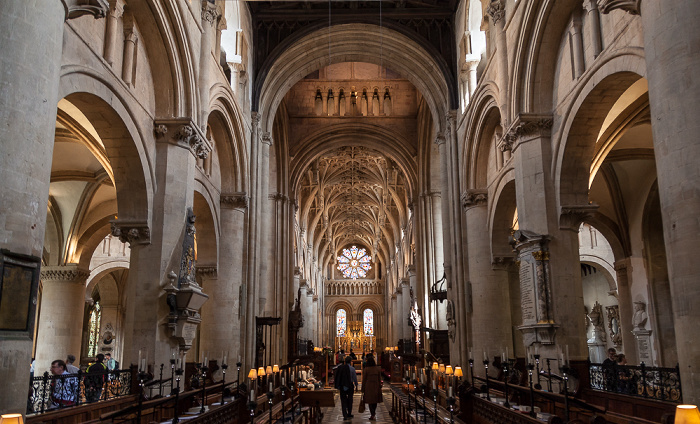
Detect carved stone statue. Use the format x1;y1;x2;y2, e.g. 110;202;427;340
289;287;304;330
587;301;606;343
632;301;648;330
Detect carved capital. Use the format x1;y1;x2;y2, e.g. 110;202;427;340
491;256;515;269
502;114;553;150
220;192;249;209
486;0;506;24
108;0;124;18
597;0;641;15
154;118;212;159
461;189;488;210
434;134;447;146
196;265;217;278
62;0;109;20
251;112;261;128
201;0;221;26
559;204;599;231
40;265;90;283
268;192;288;202
261;132;273;146
110;219;150;245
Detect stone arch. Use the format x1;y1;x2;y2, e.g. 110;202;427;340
193;188;218;268
555;56;647;208
489;171;517;261
464;94;501;189
58;70;152;226
257;23;451;136
127;0;199;117
209;85;249;193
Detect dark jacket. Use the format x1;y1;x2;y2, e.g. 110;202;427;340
334;364;353;392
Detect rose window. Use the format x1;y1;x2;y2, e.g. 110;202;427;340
337;245;372;279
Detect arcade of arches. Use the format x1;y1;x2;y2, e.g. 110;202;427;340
1;0;700;417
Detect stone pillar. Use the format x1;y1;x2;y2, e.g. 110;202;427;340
121;14;137;87
463;190;513;377
613;258;637;361
583;0;603;58
487;0;509;122
0;1;106;414
508;114;589;362
569;14;585;79
199;0;219;126
638;0;700;404
400;278;412;340
35;266;89;371
103;0;124;66
119;119;208;368
465;56;480;99
391;294;398;344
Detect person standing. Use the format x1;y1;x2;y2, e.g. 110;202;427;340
85;354;107;402
65;355;79;374
334;356;358;420
50;360;78;408
361;354;382;420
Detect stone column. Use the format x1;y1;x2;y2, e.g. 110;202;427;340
103;0;124;66
390;294;398;344
199;0;220;126
583;0;602;58
463;190;513;377
121;14;137;87
35;266;89;371
119;119;208;368
400;278;412;340
613;258;637;361
508;114;589;362
487;0;509;122
569;14;585;79
638;0;700;404
0;1;106;414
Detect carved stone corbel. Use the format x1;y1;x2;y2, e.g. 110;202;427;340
559;204;599;231
486;0;506;24
597;0;641;15
62;0;109;20
502;114;553;152
154;118;212;159
220;192;249;209
461;189;488;210
110;219;150;245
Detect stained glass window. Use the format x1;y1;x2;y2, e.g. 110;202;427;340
87;301;102;358
337;245;372;279
364;309;374;336
337;309;347;337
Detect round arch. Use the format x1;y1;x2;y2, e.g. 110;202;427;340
58;69;153;226
258;23;451;136
554;58;646;208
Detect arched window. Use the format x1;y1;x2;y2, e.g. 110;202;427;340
337;309;347;337
337;245;372;279
364;309;374;336
87;301;102;358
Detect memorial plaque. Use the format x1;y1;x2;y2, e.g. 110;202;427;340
520;260;536;324
634;330;653;365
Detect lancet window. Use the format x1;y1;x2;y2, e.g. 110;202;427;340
364;309;374;336
337;309;347;337
87;301;102;358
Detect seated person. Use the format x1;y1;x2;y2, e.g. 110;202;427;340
306;364;322;389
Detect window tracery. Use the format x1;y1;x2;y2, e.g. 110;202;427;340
337;245;372;279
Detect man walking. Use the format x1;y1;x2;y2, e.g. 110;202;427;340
334;356;358;420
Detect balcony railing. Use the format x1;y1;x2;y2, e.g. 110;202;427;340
28;368;133;414
589;362;682;403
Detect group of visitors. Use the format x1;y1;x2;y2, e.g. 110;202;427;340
334;352;383;421
45;353;118;409
602;348;635;394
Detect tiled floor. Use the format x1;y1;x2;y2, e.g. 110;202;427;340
321;388;393;423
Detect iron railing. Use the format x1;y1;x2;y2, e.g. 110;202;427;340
28;368;133;414
589;362;681;402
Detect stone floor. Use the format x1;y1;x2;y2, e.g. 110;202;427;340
320;388;393;423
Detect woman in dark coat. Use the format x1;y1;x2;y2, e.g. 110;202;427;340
361;354;383;420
